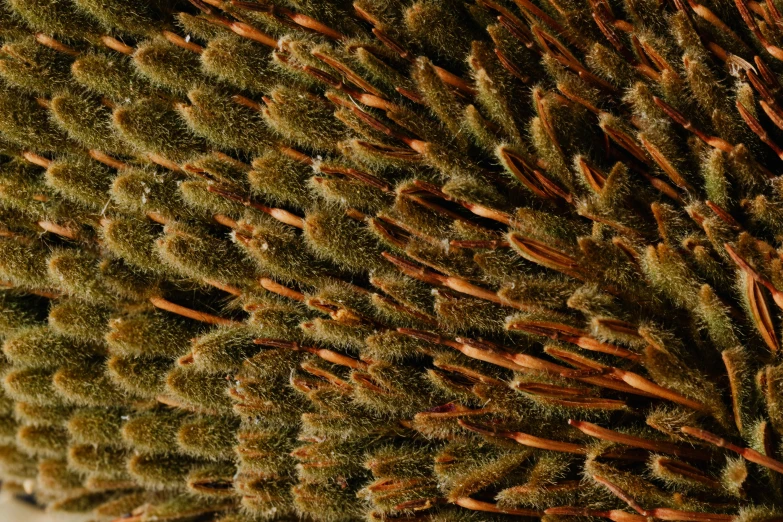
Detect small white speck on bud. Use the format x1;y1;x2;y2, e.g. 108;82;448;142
185;35;191;43
311;156;323;173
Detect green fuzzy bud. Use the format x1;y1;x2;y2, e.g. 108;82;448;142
745;194;783;238
72;0;168;36
45;155;115;209
464;104;499;152
3;325;103;369
304;206;386;273
121;407;186;453
246;300;308;341
113;98;206;163
67;407;125;446
641;244;701;310
177;415;238;460
68;443;129;478
50;92;132;155
293;437;366;483
585;459;672;510
16;423;68;458
47;250;115;302
247;150;312;209
157;223;259;286
179;86;272;154
352;44;414;94
0;86;71;151
38;458;83;493
133;37;205;94
6;0;100;38
436;293;507;334
642;340;730;427
498;454;578;509
166;366;232;414
179;180;246;220
735;507;783;522
201;35;275;93
100;216;169;274
190;326;257;373
0;6;27;40
437;442;531;501
99;257;162;301
236;474;295;516
94;491;161;519
53;359;129;406
699;148;732;209
232;368;307;423
304;316;374;351
411;57;467;152
0;36;73;94
0;292;46;336
236;424;296;476
363;330;436;362
586;43;636;88
0;159;51;215
106;310;198;359
14;401;72;426
110;167;193;220
239;225;336;287
0;206;40;238
696;285;740;352
371;271;433;316
365;443;437;481
405;0;479;65
128;452;195;489
263;86;348;153
4;367;59;405
648;454;719;495
370;290;433;329
71;53;154;102
356;361;441;417
469;42;526;145
310;175;393;214
185;152;249;188
106;355;171;399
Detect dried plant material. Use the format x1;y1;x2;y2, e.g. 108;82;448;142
0;0;781;519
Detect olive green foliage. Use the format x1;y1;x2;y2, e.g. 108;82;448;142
0;0;783;520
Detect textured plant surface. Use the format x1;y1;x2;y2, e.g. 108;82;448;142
1;0;783;521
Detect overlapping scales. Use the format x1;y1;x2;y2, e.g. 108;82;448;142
0;0;781;521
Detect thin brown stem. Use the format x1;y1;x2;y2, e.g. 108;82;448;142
570;420;711;460
150;296;240;326
682;426;783;473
